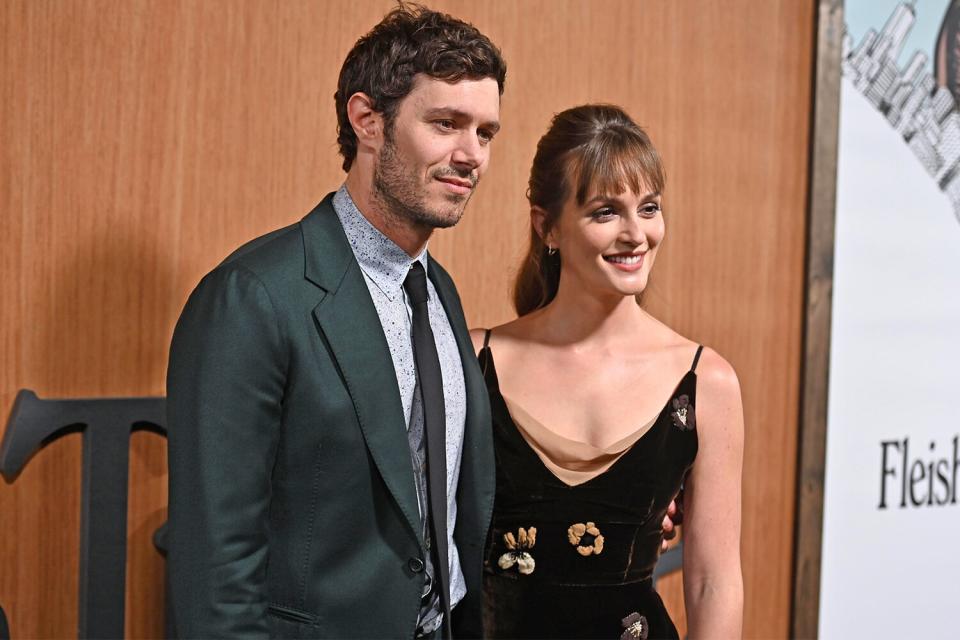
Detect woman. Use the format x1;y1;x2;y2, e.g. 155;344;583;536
471;105;743;639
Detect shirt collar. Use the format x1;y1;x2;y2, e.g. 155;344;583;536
332;184;429;301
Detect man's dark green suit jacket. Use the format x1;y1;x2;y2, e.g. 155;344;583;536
167;194;495;638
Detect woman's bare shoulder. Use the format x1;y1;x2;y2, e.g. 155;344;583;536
639;313;703;369
636;314;738;400
691;346;744;446
468;315;534;355
469;312;545;353
694;347;741;399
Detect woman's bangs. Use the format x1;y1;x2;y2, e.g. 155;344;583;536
572;136;664;204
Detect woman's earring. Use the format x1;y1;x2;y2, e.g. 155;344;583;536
547;246;558;256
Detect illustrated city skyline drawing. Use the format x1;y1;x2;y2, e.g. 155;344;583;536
843;0;960;222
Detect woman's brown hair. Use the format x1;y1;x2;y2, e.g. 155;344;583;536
513;104;665;316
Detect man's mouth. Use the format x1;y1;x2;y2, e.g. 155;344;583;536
435;176;474;194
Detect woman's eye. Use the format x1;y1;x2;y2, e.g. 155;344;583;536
640;203;662;217
591;207;616;220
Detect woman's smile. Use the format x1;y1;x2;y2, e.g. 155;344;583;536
603;251;645;272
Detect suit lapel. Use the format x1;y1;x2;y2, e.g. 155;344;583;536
302;197;422;545
427;262;494;638
427;261;496;522
426;264;482;438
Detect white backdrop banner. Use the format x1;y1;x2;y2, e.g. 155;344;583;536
820;2;960;638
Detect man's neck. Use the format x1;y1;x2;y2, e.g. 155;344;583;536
344;171;432;258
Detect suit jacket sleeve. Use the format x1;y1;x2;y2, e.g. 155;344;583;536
167;262;286;637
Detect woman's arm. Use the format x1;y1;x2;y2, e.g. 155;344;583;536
682;347;745;639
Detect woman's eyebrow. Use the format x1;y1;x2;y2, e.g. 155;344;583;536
583;191;661;205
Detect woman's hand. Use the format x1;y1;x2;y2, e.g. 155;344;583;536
661;495;682;552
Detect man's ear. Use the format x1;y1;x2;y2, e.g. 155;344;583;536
346;92;384;151
531;206;556;248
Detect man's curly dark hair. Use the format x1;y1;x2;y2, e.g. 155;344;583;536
334;3;507;171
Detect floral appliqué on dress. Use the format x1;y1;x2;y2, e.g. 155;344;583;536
498;526;536;575
670;394;696;431
620;612;649;640
567;521;604;556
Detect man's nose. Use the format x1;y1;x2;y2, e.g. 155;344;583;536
450;131;485;171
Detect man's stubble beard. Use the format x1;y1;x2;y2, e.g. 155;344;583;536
372;129;475;231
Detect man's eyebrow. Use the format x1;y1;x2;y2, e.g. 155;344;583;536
424;107;500;133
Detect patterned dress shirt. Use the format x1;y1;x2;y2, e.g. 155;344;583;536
333;185;467;631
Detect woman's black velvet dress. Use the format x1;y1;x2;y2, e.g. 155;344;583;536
479;343;700;640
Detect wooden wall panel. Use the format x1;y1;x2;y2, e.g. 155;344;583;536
0;1;814;637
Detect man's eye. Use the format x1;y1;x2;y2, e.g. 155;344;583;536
435;120;455;130
478;129;495;144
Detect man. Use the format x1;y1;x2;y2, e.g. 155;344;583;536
167;5;504;638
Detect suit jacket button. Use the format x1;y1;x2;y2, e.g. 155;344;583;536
408;557;425;573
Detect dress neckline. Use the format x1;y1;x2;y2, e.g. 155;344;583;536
500;392;661;454
480;344;697;488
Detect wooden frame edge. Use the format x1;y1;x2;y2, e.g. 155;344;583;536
791;1;844;638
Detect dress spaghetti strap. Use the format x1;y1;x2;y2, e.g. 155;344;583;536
691;344;704;372
479;328;493;375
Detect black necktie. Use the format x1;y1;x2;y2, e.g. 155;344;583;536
403;261;451;638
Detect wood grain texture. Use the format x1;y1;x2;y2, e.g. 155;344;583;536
0;1;814;637
792;1;844;638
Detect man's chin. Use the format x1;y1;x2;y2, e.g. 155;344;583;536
413;204;468;229
416;212;463;229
